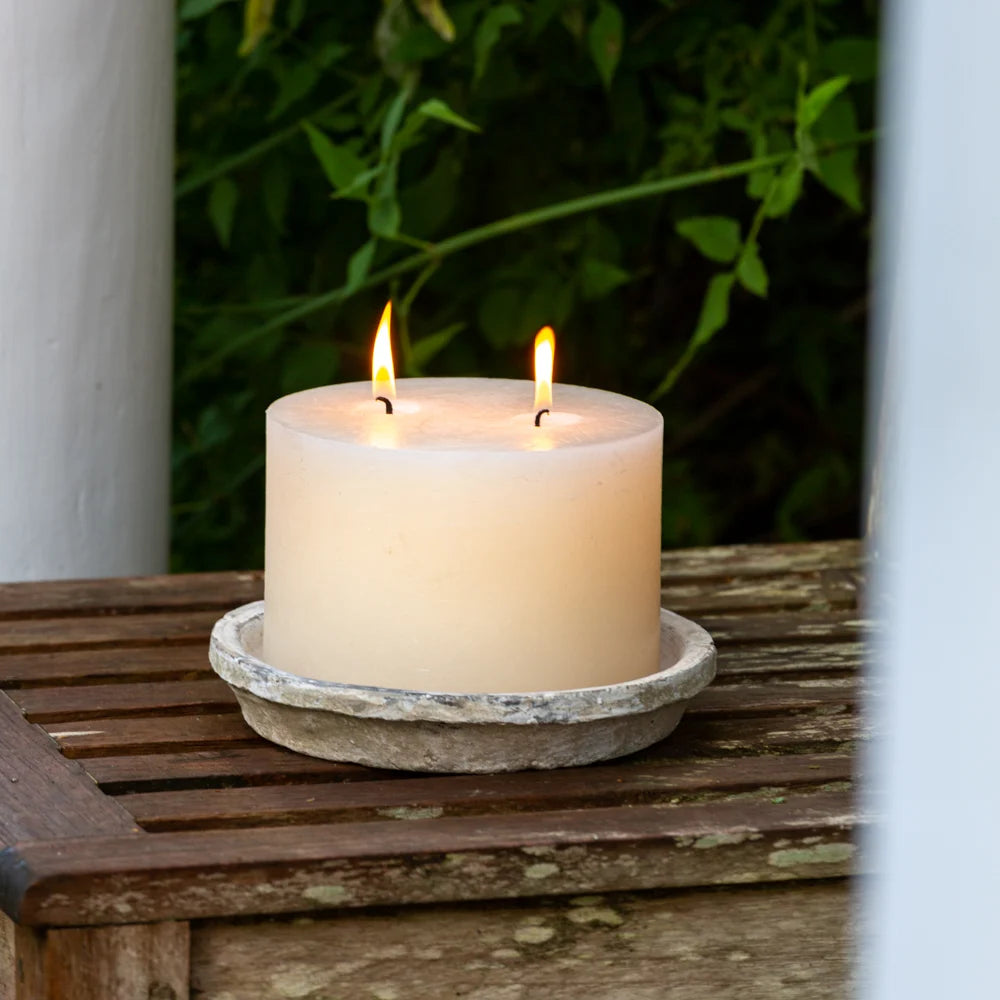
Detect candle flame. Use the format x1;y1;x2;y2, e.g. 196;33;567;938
371;301;396;401
533;326;555;411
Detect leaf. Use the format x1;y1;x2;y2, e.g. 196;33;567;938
280;342;340;395
302;123;368;193
579;258;631;300
736;242;768;297
763;159;805;218
474;4;523;83
479;286;525;348
180;0;236;19
381;88;411;155
261;158;290;231
208;178;238;248
415;0;456;41
238;0;276;56
588;0;623;90
812;98;863;211
269;63;321;121
368;194;402;239
675;216;742;264
287;0;308;29
345;239;377;295
691;273;736;348
410;322;465;372
416;98;482;133
798;75;851;131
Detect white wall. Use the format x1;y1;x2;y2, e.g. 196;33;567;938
864;0;1000;996
0;1;174;581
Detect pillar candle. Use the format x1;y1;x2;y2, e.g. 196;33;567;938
263;377;663;693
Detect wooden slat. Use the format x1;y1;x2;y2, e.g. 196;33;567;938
81;709;863;792
660;539;862;579
0;571;261;620
16;676;855;727
0;610;221;654
0;646;212;689
118;753;851;832
191;881;850;1000
715;641;862;678
0;692;138;845
9;679;238;723
43;922;190;1000
661;568;858;614
45;679;859;758
4;790;860;926
697;609;867;644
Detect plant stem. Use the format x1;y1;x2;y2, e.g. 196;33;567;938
179;131;875;383
175;92;357;200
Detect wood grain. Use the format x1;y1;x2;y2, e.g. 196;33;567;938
660;539;862;579
0;646;212;689
0;911;44;1000
6;790;861;926
0;692;138;845
44;922;189;1000
117;753;851;832
0;571;261;620
191;881;851;1000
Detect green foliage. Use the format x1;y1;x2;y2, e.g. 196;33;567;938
173;0;877;570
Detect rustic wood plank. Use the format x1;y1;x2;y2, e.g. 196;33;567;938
18;675;854;727
661;568;857;614
715;641;862;678
0;692;138;844
660;539;862;579
0;571;261;620
43;922;189;1000
46;678;859;758
0;911;44;1000
9;679;238;723
118;753;851;832
191;881;851;1000
0;646;212;689
5;790;860;926
0;611;221;655
698;609;868;644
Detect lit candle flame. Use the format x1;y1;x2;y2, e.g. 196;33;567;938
371;301;396;401
534;326;555;411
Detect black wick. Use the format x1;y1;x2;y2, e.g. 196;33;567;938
534;408;550;427
376;396;394;415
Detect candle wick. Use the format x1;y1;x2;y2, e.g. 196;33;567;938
376;396;394;415
534;408;550;427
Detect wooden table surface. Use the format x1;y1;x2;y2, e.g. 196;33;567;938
0;540;866;1000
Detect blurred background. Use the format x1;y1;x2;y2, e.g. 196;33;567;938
173;0;877;571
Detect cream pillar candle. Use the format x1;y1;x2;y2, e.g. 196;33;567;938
263;378;663;693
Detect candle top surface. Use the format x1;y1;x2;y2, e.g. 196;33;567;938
268;378;661;452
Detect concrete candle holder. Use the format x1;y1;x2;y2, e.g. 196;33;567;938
209;603;716;773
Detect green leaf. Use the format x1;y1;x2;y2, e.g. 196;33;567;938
239;0;276;56
287;0;308;29
763;160;805;218
479;286;525;348
579;258;631;300
368;194;401;239
675;216;742;264
179;0;235;20
410;322;465;372
416;98;481;133
207;178;238;248
302;123;368;193
415;0;456;41
269;63;320;121
474;4;523;83
736;242;768;298
588;0;623;90
345;239;377;295
261;158;290;231
798;75;851;130
691;273;735;348
380;88;411;156
812;99;863;211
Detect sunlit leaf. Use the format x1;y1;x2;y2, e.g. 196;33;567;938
238;0;276;56
798;75;851;130
415;0;456;41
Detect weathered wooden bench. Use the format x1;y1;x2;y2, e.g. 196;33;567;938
0;540;864;999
